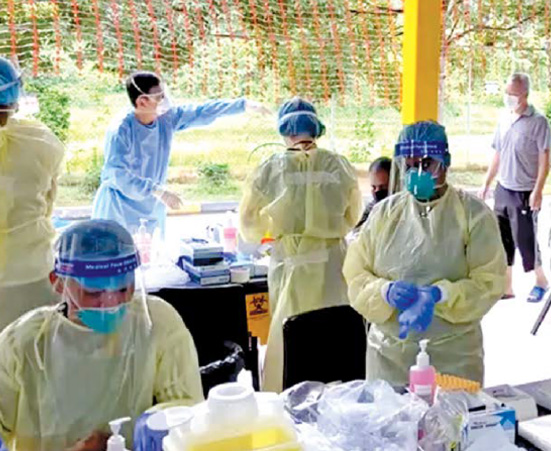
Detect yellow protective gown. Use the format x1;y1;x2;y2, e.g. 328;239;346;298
0;117;64;330
0;294;204;451
343;186;506;385
240;148;362;393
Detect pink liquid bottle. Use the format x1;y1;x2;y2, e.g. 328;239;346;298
409;339;436;405
223;212;238;254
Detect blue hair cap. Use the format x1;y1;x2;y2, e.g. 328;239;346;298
278;97;326;138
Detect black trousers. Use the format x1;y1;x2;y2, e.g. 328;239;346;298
494;183;541;272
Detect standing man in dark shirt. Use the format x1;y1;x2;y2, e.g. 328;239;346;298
355;157;392;231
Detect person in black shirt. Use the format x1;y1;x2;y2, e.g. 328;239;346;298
355;157;392;231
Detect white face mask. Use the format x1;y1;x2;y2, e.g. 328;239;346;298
504;94;520;111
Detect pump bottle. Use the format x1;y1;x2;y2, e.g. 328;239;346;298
409;339;436;404
106;417;131;451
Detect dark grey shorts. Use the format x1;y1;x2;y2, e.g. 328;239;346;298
494;183;541;272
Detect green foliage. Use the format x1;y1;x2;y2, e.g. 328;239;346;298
348;112;375;163
545;98;551;124
81;158;103;196
198;163;231;187
25;78;71;142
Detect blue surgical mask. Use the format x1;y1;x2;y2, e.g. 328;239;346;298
77;304;128;334
406;169;436;201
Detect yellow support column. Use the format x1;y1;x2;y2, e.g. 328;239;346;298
401;0;442;124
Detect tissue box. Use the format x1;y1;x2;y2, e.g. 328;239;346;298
179;238;224;266
180;260;230;286
468;405;516;445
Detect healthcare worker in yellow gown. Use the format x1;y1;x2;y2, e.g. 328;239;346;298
0;220;203;451
240;98;362;392
0;57;64;332
344;121;506;385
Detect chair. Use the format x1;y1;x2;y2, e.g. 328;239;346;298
282;305;367;390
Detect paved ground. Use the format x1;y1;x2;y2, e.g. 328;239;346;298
483;198;551;387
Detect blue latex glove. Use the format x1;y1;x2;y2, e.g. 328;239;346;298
386;281;418;311
398;286;442;339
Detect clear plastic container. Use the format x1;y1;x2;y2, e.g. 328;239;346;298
163;383;301;451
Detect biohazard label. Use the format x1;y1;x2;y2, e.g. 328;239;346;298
245;292;271;345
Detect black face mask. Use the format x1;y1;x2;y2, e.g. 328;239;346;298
373;189;389;203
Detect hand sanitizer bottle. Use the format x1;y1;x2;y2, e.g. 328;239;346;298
409;339;436;405
106;417;131;451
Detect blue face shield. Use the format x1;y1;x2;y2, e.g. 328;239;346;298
76;304;128;335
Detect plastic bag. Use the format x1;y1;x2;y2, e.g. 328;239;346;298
283;380;429;451
418;391;470;451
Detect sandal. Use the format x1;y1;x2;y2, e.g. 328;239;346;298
501;293;515;300
527;286;548;303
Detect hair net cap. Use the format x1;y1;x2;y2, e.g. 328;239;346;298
0;57;21;106
396;121;450;165
55;219;140;278
278;97;325;138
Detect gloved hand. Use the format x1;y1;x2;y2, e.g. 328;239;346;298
398;285;442;339
386;281;419;311
154;189;183;210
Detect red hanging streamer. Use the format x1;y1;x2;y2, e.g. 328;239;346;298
161;0;179;83
173;1;195;95
440;0;448;107
91;0;105;73
246;0;267;97
325;0;347;101
70;0;83;72
292;0;313;97
144;0;162;74
192;0;209;96
309;0;331;103
7;0;17;60
356;0;376;106
207;0;226;95
50;0;62;75
516;0;523;52
109;0;125;80
464;0;473;74
27;0;40;77
342;0;362;103
127;0;143;69
276;0;298;95
477;0;486;74
262;0;281;100
372;0;390;106
386;0;402;108
546;0;551;41
220;0;241;96
230;0;254;96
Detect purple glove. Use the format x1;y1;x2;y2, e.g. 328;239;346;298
386;281;418;311
398;286;442;339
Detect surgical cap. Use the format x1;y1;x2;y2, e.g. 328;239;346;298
396;121;450;166
0;57;21;106
55;219;139;278
278;97;325;138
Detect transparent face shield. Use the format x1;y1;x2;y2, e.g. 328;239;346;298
53;224;151;335
130;76;172;116
391;141;449;201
